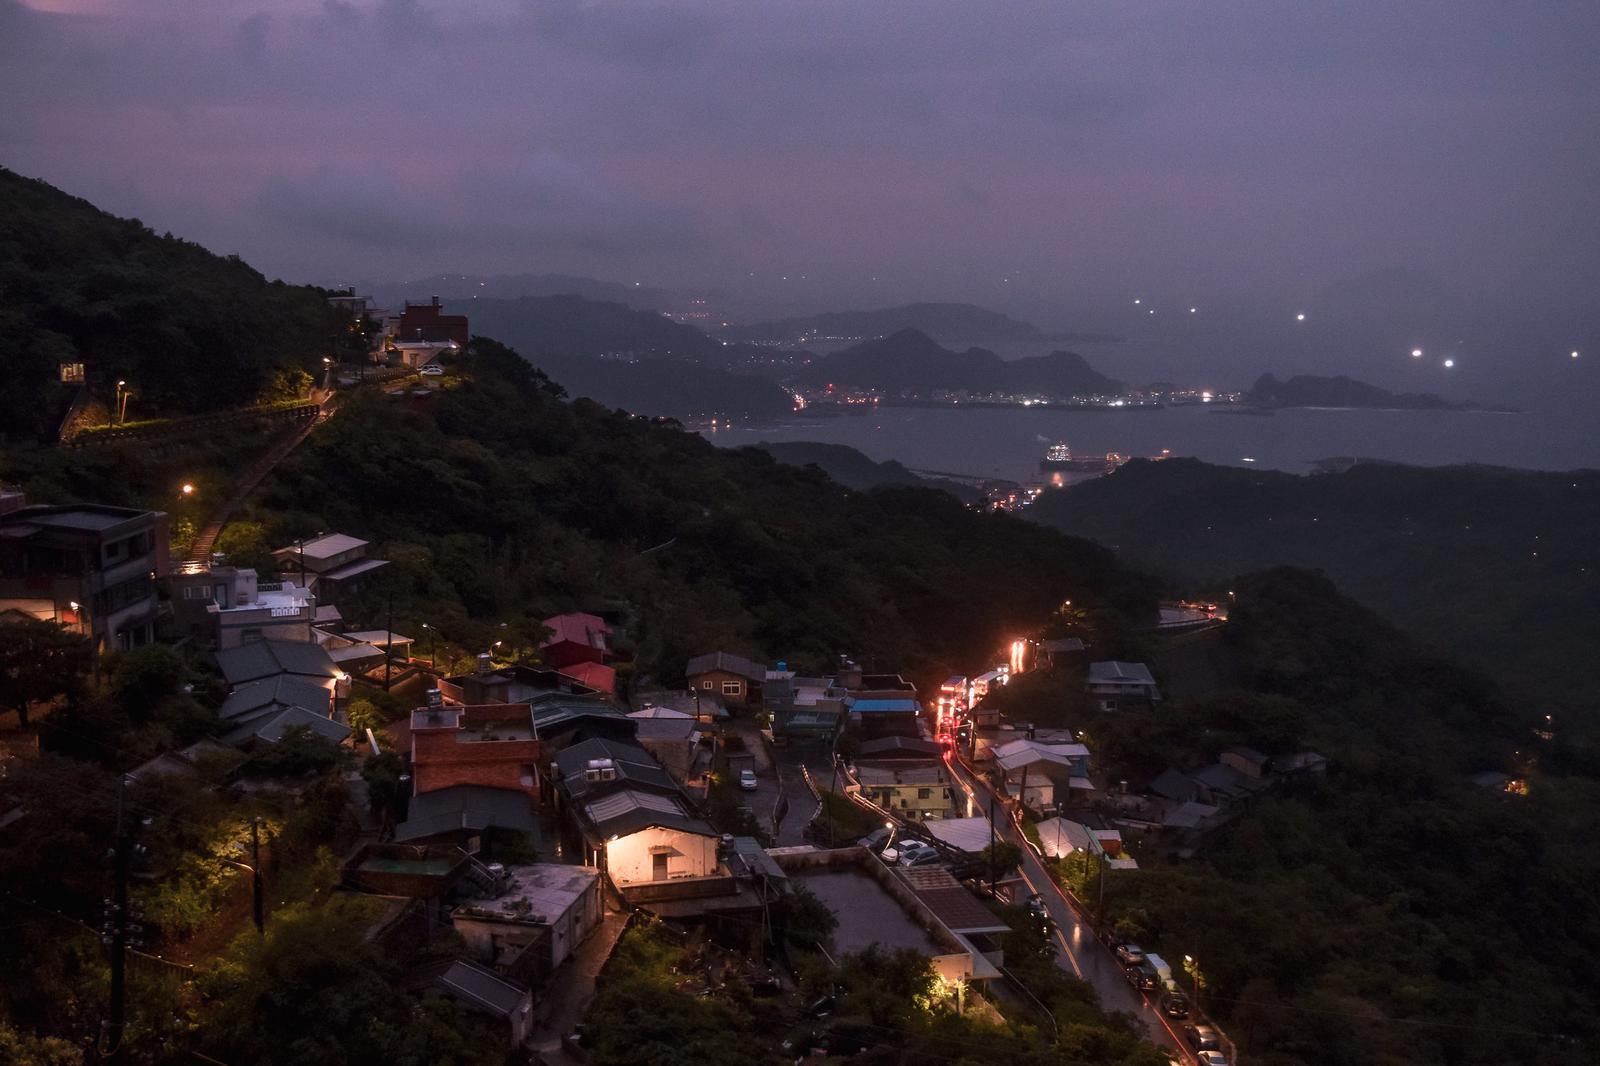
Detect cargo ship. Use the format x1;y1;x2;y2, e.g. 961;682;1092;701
1039;441;1127;475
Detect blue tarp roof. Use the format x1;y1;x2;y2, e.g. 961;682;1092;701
851;698;921;713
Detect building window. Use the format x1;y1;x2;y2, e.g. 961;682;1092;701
917;788;931;800
700;680;713;690
721;681;741;696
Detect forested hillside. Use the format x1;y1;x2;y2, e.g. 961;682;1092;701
1029;457;1600;738
990;567;1599;1064
0;167;342;442
235;338;1158;682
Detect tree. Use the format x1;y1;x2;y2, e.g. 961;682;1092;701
0;618;91;728
777;883;837;952
346;698;386;738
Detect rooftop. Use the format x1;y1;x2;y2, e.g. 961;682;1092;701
583;786;713;838
1087;661;1157;685
790;867;943;957
277;532;368;560
685;651;767;682
214;639;340;685
0;503;158;534
453;863;599;925
394;785;538;843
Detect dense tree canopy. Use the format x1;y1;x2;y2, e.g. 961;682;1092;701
0;166;343;441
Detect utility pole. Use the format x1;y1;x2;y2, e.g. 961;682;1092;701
383;590;394;692
101;775;144;1065
988;780;998;895
250;819;265;936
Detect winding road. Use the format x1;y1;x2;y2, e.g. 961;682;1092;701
944;754;1194;1061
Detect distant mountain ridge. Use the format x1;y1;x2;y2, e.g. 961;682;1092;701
796;328;1124;398
750;441;983;503
727;302;1050;345
362;272;670;310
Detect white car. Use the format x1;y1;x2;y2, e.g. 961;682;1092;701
738;769;759;791
419;363;444;376
1196;1052;1230;1066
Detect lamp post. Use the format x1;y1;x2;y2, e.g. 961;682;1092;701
1184;953;1200;1012
421;622;435;669
113;380;128;426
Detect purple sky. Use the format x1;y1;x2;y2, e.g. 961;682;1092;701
5;1;1599;391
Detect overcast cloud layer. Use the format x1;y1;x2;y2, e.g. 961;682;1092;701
5;1;1599;393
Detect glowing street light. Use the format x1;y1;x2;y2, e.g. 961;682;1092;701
1443;359;1455;368
181;483;195;496
1572;350;1581;359
1411;348;1423;358
1295;313;1306;322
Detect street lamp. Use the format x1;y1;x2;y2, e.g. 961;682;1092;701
180;483;195;497
113;380;128;426
420;622;436;668
883;819;897;853
1184;954;1200;1012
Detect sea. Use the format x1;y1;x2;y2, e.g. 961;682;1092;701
703;400;1600;481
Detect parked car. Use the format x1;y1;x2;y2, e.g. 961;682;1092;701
1026;894;1050;923
1115;942;1146;965
897;842;944;867
1159;992;1191;1019
1184;1024;1220;1051
857;827;894;853
419;363;444;376
1125;962;1159;991
1196;1052;1230;1066
738;769;759;791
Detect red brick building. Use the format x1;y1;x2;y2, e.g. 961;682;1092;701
398;296;470;345
410;700;542;797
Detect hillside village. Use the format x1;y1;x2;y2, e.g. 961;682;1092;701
0;314;1315;1064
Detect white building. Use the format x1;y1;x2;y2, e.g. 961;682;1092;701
1086;660;1161;711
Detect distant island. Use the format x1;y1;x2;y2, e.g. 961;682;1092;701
1245;372;1517;412
795;327;1125;401
725;302;1121;347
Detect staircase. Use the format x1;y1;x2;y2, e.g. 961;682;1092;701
185;390;338;567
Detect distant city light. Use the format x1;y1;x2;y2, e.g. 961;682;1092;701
1411;348;1423;358
1572;350;1581;359
1295;313;1306;322
1443;359;1455;368
1134;298;1141;304
1242;457;1256;463
1189;307;1197;314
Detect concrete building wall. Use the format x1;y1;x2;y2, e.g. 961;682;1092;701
605;826;718;885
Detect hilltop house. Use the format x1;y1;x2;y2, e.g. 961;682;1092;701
686;651;768;707
991;738;1093;813
408;694;542;798
169;557;315;649
405;959;532;1046
1086;661;1161;711
0;498;169;653
271;533;388;604
398;296;470;345
450;863;603;982
552;738;720;889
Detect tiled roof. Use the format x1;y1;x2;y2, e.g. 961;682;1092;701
394;785;537;843
215;640;339;685
685;651;766;682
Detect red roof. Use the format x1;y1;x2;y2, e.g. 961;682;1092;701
541;613;610;649
559;661;616;695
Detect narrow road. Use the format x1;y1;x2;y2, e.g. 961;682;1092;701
945;754;1192;1060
